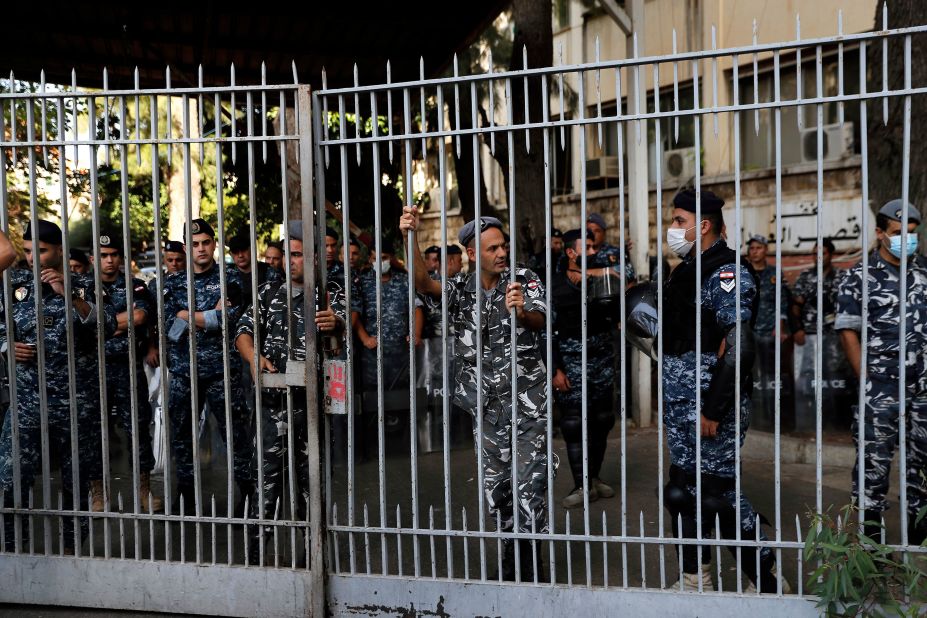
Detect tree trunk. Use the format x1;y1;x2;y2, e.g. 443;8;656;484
868;1;927;224
450;48;494;225
166;97;201;240
488;0;553;260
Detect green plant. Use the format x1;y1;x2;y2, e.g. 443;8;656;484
804;504;926;617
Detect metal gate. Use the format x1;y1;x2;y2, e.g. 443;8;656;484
1;8;927;618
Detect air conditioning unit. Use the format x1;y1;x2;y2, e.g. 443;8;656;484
586;156;620;179
800;122;854;164
663;147;697;182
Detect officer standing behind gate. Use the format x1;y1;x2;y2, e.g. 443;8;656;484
235;220;346;564
162;219;255;515
400;207;554;582
660;189;785;592
90;233;163;513
836;200;927;544
0;220;116;551
551;228;617;509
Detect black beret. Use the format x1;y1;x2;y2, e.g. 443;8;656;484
379;238;396;254
326;226;340;240
458;216;504;246
227;230;251;252
423;245;441;255
69;247;89;265
187;218;215;238
562;228;583;246
672;188;724;214
445;244;462;255
23;219;62;245
164;240;185;253
349;236;360;247
98;232;123;254
551;228;563;238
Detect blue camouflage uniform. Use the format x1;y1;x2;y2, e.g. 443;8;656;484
792;265;855;430
353;268;413;391
0;269;116;550
236;275;346;557
101;275;156;474
750;265;792;430
662;237;776;589
162;263;255;503
594;243;635;283
835;249;927;538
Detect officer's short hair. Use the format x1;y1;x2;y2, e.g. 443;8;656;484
705;212;724;235
817;238;836;254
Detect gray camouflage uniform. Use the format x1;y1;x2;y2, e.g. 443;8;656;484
441;267;554;535
836;249;927;531
236;277;346;542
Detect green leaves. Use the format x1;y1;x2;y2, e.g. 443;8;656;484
804;504;926;617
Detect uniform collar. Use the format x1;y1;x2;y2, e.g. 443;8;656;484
464;268;511;293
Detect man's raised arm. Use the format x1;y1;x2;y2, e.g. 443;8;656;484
399;205;442;297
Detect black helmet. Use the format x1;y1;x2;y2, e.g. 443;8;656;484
625;282;659;360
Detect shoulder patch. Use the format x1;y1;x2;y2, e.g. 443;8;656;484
526;279;541;298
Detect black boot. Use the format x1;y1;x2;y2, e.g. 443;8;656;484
518;540;547;583
172;483;195;516
235;482;256;518
492;539;516;581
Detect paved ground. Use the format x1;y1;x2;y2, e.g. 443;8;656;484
0;411;907;615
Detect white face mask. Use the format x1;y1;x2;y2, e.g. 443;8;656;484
667;226;696;257
373;259;391;275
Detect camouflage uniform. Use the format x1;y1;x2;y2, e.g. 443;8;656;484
101;275;156;473
792;266;855;430
0;269;116;549
161;265;254;495
594;243;635;283
750;265;792;430
551;265;616;489
353;269;413;390
416;271;445;399
442;267;553;535
235;277;346;540
662;239;774;586
835;250;927;530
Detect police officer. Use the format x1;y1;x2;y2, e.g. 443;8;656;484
229;227;282;312
551;229;617;509
527;228;563;282
586;213;635;282
145;240;186;369
744;234;792;430
162;240;186;275
235;220;346;564
263;241;284;271
836;200;927;545
661;189;783;592
68;247;91;274
0;220;116;550
791;238;854;431
400;207;553;582
352;239;415;431
90;232;162;512
324;226;344;281
162;218;254;514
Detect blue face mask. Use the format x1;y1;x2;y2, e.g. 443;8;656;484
887;232;919;258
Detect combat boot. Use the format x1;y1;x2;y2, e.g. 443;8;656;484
89;480;105;513
173;483;195;515
518;539;547;583
139;472;163;513
671;564;714;591
490;539;516;581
